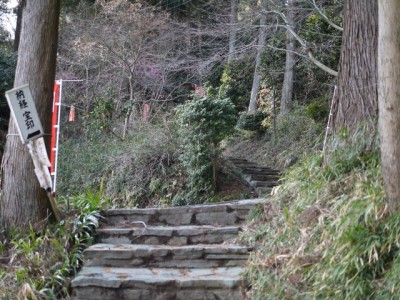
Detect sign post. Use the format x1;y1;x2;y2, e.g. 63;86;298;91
5;84;44;143
5;84;61;221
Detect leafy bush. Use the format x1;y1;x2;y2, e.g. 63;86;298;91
236;111;268;133
219;56;255;112
175;96;237;204
305;98;330;122
86;96;115;131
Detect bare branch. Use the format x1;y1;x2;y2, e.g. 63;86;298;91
265;8;339;76
284;25;338;76
307;50;338;76
310;0;343;32
265;44;308;59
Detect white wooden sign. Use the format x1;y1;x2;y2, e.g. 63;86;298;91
5;84;44;144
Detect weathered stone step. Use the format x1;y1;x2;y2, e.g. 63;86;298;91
102;198;265;226
84;243;251;268
71;266;246;300
244;174;280;182
250;180;279;188
255;187;273;195
229;157;280;172
72;197;260;298
240;167;280;174
97;225;241;246
228;156;281;197
232;162;260;168
228;157;249;164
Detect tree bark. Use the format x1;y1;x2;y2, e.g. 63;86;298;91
228;0;238;62
331;0;378;131
248;0;267;112
378;0;400;211
0;0;60;231
280;0;295;115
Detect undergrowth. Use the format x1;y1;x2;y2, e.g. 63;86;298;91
243;127;400;299
58;118;182;208
225;106;324;169
59;111;251;208
0;192;102;299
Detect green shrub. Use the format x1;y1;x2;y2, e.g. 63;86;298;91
219;56;254;112
85;96;115;131
305;98;329;122
175;96;237;204
276;107;315;140
236;111;269;133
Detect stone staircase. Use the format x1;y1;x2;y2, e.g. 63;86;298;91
229;157;281;196
71;198;265;300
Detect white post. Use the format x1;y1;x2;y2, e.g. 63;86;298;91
323;85;337;155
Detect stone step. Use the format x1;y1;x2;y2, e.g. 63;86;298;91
240;167;280;174
228;157;280;173
84;243;251;268
71;191;261;297
233;162;260;168
227;157;249;164
255;187;273;195
102;198;265;226
96;225;241;246
244;174;280;182
249;180;279;188
71;266;246;300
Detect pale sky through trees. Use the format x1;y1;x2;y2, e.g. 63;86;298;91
1;0;17;37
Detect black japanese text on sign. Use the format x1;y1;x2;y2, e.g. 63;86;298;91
5;85;44;144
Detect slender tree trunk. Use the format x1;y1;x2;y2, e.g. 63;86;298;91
273;88;277;141
378;0;400;211
211;143;217;192
85;65;90;113
331;0;378;131
185;18;191;53
0;0;60;231
280;0;295;115
248;0;267;112
228;0;238;61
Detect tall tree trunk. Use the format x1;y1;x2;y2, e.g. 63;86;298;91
13;0;26;52
0;0;60;231
378;0;400;211
331;0;378;131
248;0;267;112
280;0;295;115
228;0;238;61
